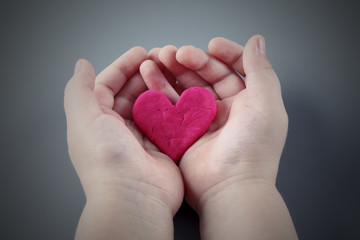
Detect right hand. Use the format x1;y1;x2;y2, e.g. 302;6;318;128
140;35;288;211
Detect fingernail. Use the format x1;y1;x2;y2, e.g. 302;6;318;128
257;37;266;55
74;59;82;74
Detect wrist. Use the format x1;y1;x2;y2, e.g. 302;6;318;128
79;162;183;216
76;188;174;240
198;178;276;216
76;175;173;239
184;160;279;212
198;180;297;240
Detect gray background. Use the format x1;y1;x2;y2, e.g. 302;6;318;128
1;0;359;239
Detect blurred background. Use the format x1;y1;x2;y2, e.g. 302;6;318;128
1;0;359;239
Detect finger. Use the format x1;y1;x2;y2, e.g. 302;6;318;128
140;60;179;104
64;59;102;127
113;73;148;120
149;47;182;95
148;47;164;69
176;46;245;99
159;45;219;99
94;47;147;109
242;35;283;105
208;37;245;76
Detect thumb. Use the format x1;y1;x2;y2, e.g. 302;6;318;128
64;59;101;127
243;35;283;105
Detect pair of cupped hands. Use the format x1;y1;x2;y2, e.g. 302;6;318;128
64;35;288;218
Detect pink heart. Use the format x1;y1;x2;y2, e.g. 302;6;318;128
132;87;217;163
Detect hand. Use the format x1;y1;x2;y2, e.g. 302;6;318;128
140;35;297;239
64;47;183;240
141;35;287;208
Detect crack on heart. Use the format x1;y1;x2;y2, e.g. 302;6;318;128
150;122;156;139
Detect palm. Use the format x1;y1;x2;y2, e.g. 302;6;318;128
87;47;183;213
180;86;274;207
86;110;171;162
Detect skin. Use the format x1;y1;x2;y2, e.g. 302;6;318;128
64;48;183;240
64;35;298;239
141;35;298;239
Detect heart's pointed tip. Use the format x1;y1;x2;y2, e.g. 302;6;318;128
173;158;181;165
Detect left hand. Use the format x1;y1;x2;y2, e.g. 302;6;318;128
64;47;184;239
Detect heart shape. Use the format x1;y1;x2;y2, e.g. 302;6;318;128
132;87;217;163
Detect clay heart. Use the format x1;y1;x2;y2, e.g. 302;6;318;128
132;87;217;163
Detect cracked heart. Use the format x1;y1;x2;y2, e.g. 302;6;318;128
132;87;217;163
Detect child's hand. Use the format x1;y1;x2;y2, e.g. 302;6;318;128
64;47;183;240
141;35;286;207
140;35;297;239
